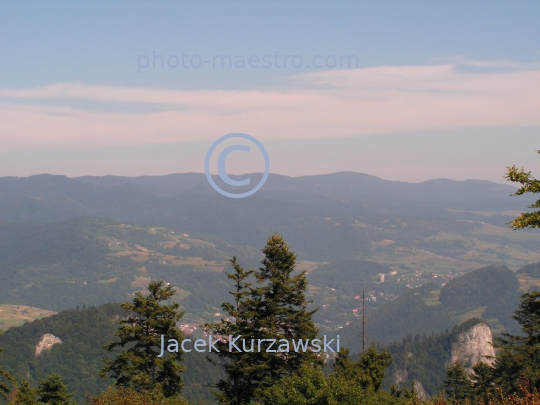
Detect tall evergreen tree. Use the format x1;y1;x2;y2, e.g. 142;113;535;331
37;373;75;405
0;346;14;400
100;281;186;398
207;235;322;405
492;291;540;393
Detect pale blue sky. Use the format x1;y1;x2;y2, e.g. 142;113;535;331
0;1;539;182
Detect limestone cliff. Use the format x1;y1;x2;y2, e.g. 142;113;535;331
35;333;62;356
449;323;495;371
414;380;431;401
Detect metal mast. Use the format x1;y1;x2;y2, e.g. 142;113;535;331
362;290;366;353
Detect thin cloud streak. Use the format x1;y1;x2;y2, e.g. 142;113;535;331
0;63;539;152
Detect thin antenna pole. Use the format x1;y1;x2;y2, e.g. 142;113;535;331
362;290;366;353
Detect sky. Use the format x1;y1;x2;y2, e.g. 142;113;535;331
0;0;539;183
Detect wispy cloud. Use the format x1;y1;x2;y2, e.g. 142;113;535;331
0;62;538;152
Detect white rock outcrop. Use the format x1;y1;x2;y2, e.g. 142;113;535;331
35;333;62;357
449;323;495;371
414;380;431;401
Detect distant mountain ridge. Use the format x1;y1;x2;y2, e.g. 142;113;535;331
74;171;520;205
0;172;536;264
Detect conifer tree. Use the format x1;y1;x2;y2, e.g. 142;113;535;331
492;291;540;392
0;346;14;400
13;379;39;405
100;280;186;398
505;150;540;229
441;362;473;401
208;235;322;405
332;344;392;392
470;362;494;403
333;348;353;376
37;373;75;405
205;256;256;404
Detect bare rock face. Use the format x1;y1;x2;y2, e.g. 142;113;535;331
449;323;495;371
414;380;431;401
35;333;62;357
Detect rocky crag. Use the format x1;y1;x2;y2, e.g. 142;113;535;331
449;323;495;371
35;333;62;356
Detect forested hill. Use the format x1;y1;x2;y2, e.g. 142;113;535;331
383;318;487;396
517;260;540;278
439;265;520;331
0;303;222;404
341;265;521;350
0;217;259;314
1;175;538;268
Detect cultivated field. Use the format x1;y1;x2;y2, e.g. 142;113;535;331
0;305;56;331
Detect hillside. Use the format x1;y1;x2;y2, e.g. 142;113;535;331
518;260;540;278
0;303;222;404
0;217;259;318
383;318;491;396
0;215;536;334
340;264;522;350
0;173;538;266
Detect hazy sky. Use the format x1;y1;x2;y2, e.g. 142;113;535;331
0;1;539;183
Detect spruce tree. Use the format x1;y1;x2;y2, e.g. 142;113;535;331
492;291;540;393
206;256;256;404
13;379;39;405
333;348;353;377
470;362;494;403
332;344;392;392
0;346;14;400
100;280;186;398
37;373;75;405
208;235;322;405
441;362;473;401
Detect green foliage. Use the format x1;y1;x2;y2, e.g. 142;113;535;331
0;304;220;404
333;345;392;392
469;362;495;403
433;291;540;402
1;173;534;266
0;347;14;400
254;365;361;405
100;281;185;398
390;381;419;400
341;264;519;354
441;362;474;401
207;235;322;405
385;318;485;396
37;373;75;405
439;265;520;316
12;380;38;405
342;284;455;349
0;217;243;316
85;387;190;405
0;304;121;404
254;364;404;405
505;151;540;229
492;291;540;393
